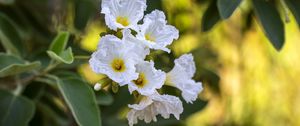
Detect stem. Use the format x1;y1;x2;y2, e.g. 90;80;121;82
164;75;174;87
74;55;90;60
280;0;290;23
44;60;61;73
13;60;61;93
13;76;23;95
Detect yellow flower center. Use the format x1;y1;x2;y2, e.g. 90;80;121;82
116;16;129;27
111;58;126;72
145;34;156;42
133;73;148;88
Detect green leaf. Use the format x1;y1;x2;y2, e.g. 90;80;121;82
49;31;70;54
0;0;15;5
252;0;285;51
0;90;35;126
0;13;24;56
201;0;221;32
146;0;163;13
47;31;73;64
217;0;241;19
285;0;300;26
0;53;41;77
95;91;114;106
74;0;97;30
57;78;101;126
47;47;74;64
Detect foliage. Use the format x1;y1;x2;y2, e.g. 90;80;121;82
202;0;300;51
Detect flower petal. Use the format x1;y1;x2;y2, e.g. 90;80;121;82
101;0;146;31
167;54;203;103
180;80;203;103
128;61;166;95
89;35;139;85
127;92;183;125
173;54;196;78
137;10;179;53
122;29;150;61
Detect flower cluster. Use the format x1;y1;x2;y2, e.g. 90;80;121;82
89;0;203;125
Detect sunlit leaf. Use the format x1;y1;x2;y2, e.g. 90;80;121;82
49;31;70;54
47;47;74;64
252;0;285;51
0;13;23;57
201;0;221;32
0;53;41;77
57;78;101;126
0;90;35;126
285;0;300;26
217;0;241;19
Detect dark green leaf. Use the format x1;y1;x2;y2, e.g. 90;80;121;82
35;102;69;126
201;0;221;32
0;13;24;56
201;69;220;95
146;0;162;13
49;31;70;54
181;99;208;119
285;0;300;26
0;53;41;77
0;90;35;126
252;0;285;51
0;0;15;5
47;47;74;64
33;91;69;126
53;70;82;79
58;78;101;126
74;0;97;30
95;91;114;106
217;0;241;19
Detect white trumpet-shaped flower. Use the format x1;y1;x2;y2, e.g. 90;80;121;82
89;33;148;85
122;29;150;59
166;54;203;103
127;92;183;126
128;61;166;95
101;0;147;31
136;10;179;53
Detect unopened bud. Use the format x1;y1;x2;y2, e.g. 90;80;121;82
94;83;102;91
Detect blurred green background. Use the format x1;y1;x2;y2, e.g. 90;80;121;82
1;0;300;126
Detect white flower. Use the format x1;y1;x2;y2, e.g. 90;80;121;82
122;29;150;59
89;34;144;85
166;54;203;103
127;92;183;126
136;10;179;53
128;61;166;95
101;0;147;31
